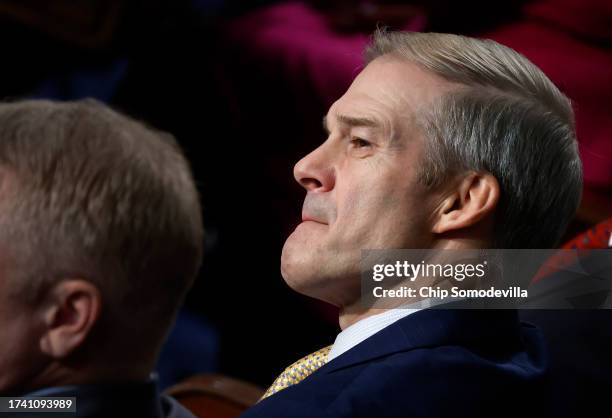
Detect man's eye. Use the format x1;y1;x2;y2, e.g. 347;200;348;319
350;138;371;148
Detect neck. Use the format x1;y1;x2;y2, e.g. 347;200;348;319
338;304;388;330
23;357;154;394
338;238;490;330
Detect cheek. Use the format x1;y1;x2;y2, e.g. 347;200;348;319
332;178;428;247
0;308;43;392
335;177;402;227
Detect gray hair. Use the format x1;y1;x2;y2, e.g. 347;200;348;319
0;99;203;346
366;30;582;248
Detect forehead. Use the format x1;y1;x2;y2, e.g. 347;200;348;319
328;55;456;128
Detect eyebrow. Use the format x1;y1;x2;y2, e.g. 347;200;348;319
323;114;381;133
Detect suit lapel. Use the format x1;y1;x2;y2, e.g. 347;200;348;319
318;306;523;375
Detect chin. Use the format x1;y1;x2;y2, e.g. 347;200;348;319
280;248;307;290
281;228;313;275
280;251;344;307
281;244;321;294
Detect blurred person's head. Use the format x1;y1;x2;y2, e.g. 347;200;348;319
0;99;203;393
281;30;582;313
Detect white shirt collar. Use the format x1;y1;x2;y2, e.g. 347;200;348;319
327;308;420;362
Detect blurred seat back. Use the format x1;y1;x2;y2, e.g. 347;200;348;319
165;374;263;418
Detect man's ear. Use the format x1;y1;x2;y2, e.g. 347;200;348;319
432;172;500;235
39;280;101;359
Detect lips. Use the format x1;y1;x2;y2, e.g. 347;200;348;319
301;214;328;224
301;193;333;225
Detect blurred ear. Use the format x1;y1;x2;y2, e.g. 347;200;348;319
39;280;101;359
432;172;500;235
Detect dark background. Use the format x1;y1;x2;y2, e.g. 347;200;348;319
0;0;610;391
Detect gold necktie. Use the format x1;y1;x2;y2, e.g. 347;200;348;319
260;345;332;400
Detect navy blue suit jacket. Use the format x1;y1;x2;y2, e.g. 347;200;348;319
241;307;547;418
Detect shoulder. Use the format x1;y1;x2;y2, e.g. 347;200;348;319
337;344;543;413
241;311;547;418
242;342;546;418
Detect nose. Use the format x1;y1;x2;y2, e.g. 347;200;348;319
293;144;335;192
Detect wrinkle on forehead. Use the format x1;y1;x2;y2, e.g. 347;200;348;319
329;55;459;146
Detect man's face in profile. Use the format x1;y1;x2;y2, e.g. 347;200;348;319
281;56;456;306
